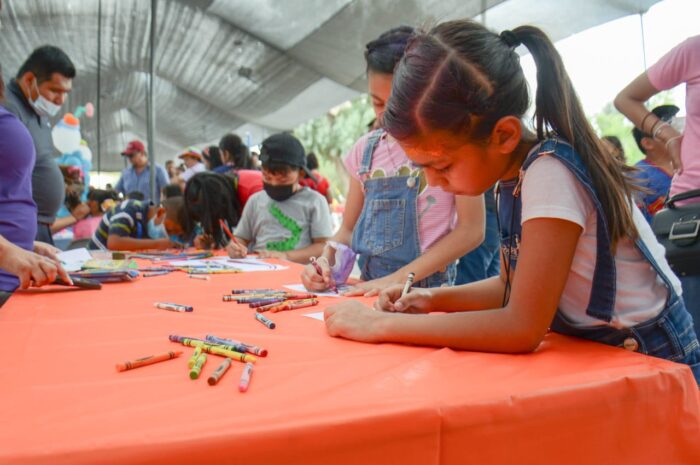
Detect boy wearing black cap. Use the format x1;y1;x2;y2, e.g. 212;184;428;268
632;104;680;223
227;133;333;263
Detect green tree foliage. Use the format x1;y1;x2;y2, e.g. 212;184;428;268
294;95;374;200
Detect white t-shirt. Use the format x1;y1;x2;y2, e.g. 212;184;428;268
520;155;682;329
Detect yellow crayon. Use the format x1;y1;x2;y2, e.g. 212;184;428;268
188;346;203;368
178;338;257;364
189;353;207;379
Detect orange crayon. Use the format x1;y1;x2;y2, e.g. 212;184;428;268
116;350;183;372
268;299;319;313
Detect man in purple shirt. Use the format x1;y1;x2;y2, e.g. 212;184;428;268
0;61;70;307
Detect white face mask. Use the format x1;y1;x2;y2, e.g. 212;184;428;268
30;80;61;117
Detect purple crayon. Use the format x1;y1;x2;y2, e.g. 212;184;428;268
230;289;277;294
249;298;286;308
206;334;268;357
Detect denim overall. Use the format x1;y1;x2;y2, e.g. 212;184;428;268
351;129;455;288
498;139;700;384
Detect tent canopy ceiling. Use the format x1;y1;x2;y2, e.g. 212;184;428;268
0;0;658;170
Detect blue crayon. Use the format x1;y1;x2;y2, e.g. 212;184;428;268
255;312;276;330
206;334;268;357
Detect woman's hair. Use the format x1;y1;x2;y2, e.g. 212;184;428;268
205;145;223;170
306;152;319;171
364;25;415;74
384;20;638;246
219;133;251;169
183;172;242;247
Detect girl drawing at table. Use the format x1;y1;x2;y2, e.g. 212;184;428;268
324;20;700;384
301;26;487;296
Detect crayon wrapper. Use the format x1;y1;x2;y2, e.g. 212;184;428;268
328;241;356;285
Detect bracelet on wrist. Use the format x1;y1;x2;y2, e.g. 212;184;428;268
640;112;655;134
652;121;670;141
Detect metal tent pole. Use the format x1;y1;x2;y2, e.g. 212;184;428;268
148;0;157;203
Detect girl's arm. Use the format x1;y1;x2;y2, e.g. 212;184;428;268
325;217;582;353
328;177;365;247
345;194;486;296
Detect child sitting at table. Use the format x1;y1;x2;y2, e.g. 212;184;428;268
225;133;334;264
72;189;119;241
88;197;185;251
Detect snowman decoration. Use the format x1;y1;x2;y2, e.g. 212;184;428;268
52;103;94;218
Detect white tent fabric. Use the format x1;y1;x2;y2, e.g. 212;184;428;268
0;0;658;170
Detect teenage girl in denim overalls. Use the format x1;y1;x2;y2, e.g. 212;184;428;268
351;128;455;288
323;20;700;386
302;27;489;296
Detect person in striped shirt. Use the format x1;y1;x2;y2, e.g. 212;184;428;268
88;197;185;251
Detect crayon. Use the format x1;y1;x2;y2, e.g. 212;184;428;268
155;302;193;312
144;271;171;277
284;293;318;300
401;272;415;297
239;362;254;392
205;335;268;357
207;358;232;385
169;334;207;344
249;298;286;308
230;289;277;294
189;274;209;280
219;219;244;249
266;299;319;313
255;312;276;329
116;350;183;372
188;346;203;368
189;353;207;379
170;336;250;356
174;337;257;363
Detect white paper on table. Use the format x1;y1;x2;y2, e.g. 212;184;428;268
57;248;93;272
168;257;287;272
303;312;325;321
283;284;348;297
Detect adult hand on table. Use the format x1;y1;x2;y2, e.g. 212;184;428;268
374;284;434;314
0;240;71;288
301;256;334;292
33;241;61;261
325;300;386;343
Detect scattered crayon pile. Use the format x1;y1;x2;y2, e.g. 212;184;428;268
223;288;320;313
115;333;265;392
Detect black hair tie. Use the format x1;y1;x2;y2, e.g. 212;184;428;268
500;30;521;48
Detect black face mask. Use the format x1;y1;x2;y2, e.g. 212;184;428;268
263;182;296;202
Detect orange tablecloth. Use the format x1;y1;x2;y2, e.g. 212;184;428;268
0;261;699;465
